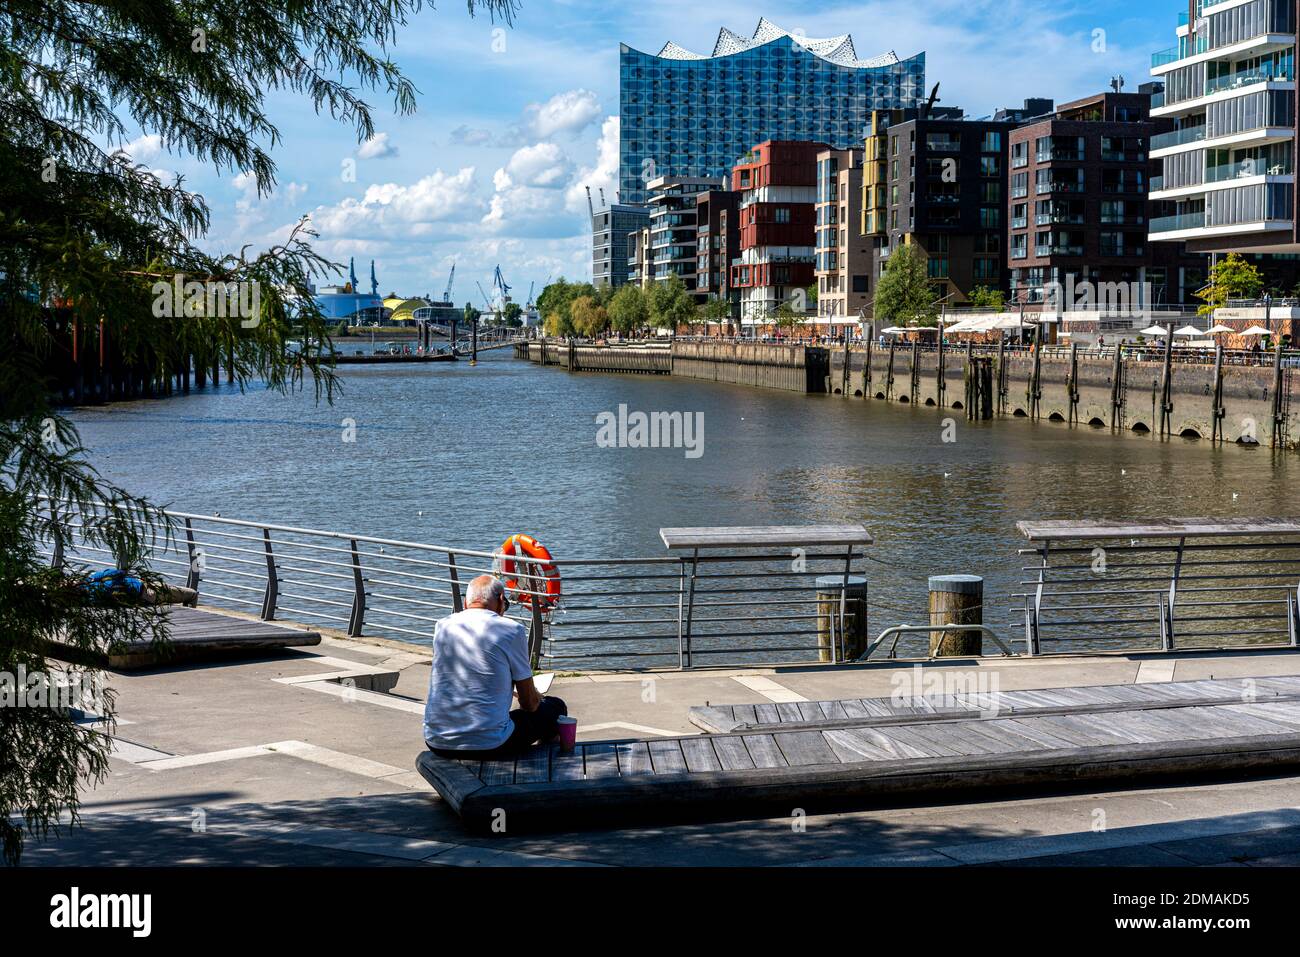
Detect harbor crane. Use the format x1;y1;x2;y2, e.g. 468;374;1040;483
475;281;492;311
492;265;511;309
442;262;455;303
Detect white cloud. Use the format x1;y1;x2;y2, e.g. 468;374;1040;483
307;167;484;240
119;133;164;163
564;115;619;214
524;89;603;139
450;125;495;147
484;142;589;236
497;143;573;189
357;132;399;159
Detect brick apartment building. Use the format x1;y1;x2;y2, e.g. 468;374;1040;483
1008;90;1207;331
695;188;740;319
730;140;828;323
871;107;1020;314
813;147;872;335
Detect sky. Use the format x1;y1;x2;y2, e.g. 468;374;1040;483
118;0;1181;305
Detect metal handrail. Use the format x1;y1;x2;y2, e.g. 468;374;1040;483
857;624;1014;661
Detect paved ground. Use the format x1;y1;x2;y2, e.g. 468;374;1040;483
24;616;1300;867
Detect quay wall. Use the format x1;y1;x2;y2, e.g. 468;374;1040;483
515;339;1300;447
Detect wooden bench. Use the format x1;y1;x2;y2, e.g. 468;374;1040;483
48;607;321;670
417;693;1300;832
688;675;1300;733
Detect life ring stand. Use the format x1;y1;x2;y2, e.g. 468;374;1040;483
496;533;561;614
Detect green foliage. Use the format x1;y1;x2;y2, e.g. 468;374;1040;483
535;278;599;337
874;243;940;326
608;284;649;333
0;0;518;864
700;296;732;324
502;302;523;325
1196;253;1265;316
649;274;695;330
773;300;804;330
569;295;608;337
969;286;1005;311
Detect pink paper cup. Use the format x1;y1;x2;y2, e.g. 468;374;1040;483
557;715;577;751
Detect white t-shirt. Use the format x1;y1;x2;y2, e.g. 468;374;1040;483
423;608;533;750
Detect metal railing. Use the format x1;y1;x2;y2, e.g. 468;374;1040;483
35;501;1300;666
36;504;869;670
1016;534;1300;655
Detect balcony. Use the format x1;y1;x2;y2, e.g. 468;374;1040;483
1151;211;1207;233
1152;47;1180;69
1036;213;1086;226
1012;216;1028;229
1037;180;1086;195
1102;150;1147;162
1151;126;1206;151
1037;149;1085;162
1206;66;1292;96
1207;159;1293;182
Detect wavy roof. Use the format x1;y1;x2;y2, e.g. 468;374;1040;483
652;17;900;68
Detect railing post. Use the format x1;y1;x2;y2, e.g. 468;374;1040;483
50;524;65;571
527;580;545;672
183;517;200;592
347;538;365;636
1288;588;1298;648
447;551;464;614
682;548;700;669
1166;536;1184;651
260;528;278;621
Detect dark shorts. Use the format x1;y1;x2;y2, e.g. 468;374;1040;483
428;696;568;760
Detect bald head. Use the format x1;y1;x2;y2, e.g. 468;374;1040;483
465;574;506;613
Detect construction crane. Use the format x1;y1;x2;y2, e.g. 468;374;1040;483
922;82;941;119
475;281;492;311
492;265;511;308
442;262;455;303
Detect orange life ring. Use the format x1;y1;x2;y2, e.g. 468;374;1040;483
498;534;561;610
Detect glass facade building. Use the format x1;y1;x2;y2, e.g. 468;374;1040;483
619;18;925;206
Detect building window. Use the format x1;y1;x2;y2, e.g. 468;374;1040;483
775;207;790;223
982;131;1002;153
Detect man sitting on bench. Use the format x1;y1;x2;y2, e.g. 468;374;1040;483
424;574;567;759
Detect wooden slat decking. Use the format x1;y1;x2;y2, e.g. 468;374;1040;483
1017;517;1300;541
659;524;872;549
49;606;321;670
416;690;1300;832
686;676;1300;733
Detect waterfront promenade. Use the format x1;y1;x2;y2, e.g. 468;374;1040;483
29;608;1300;867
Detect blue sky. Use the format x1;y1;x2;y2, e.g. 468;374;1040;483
120;0;1181;304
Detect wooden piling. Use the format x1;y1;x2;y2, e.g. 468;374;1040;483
929;575;983;657
816;575;868;663
1109;343;1124;429
1211;344;1225;444
1068;341;1079;425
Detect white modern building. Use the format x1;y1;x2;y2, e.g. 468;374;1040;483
1148;0;1298;253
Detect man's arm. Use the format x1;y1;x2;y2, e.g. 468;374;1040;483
514;677;541;712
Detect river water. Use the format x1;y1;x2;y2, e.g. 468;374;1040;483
67;348;1300;659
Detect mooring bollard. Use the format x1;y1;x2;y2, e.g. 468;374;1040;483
929;574;983;657
815;574;868;662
